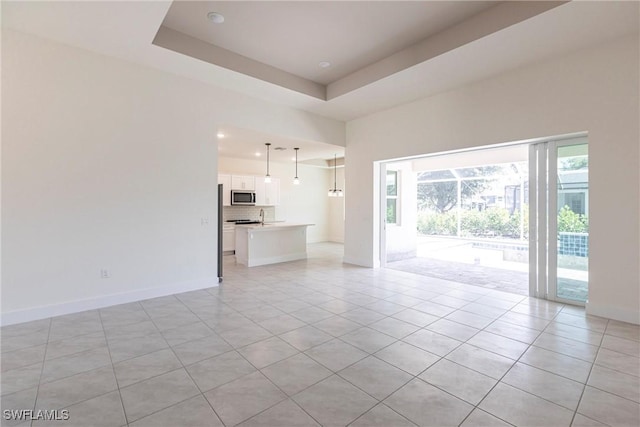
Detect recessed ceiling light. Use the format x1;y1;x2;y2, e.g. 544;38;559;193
207;12;225;24
291;157;296;161
319;61;331;68
255;152;261;157
217;132;225;138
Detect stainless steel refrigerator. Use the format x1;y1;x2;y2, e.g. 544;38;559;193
217;183;223;282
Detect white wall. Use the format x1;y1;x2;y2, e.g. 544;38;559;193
1;30;344;324
345;35;640;324
218;157;331;243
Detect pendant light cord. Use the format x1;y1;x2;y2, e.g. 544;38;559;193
265;143;271;177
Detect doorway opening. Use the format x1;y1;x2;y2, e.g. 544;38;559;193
380;135;588;305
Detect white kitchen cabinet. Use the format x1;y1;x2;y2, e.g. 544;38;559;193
255;178;280;206
218;174;231;206
254;179;266;205
231;175;255;191
223;227;235;252
266;178;280;206
235;223;312;267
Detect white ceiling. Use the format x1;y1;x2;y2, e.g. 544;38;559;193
161;1;497;85
3;1;639;123
155;1;569;100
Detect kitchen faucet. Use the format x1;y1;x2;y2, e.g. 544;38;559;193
259;208;265;226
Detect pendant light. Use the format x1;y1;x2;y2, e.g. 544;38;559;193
264;143;271;183
328;154;343;197
293;147;300;185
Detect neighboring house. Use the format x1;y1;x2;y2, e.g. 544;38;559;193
558;169;589;215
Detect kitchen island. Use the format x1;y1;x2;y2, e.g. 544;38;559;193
234;223;314;267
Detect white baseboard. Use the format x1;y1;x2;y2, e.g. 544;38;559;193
247;252;307;267
342;255;375;268
307;237;328;244
1;277;219;326
586;301;640;325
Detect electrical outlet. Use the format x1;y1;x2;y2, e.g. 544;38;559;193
100;269;111;279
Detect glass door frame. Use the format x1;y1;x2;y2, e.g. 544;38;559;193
529;136;588;306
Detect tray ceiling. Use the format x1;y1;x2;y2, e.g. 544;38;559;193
154;1;565;100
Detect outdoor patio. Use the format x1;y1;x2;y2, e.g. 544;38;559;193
386;236;588;302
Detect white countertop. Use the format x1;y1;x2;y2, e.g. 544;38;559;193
235;222;314;231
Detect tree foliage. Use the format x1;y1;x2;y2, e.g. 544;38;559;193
560;157;588;171
417;167;499;213
418;181;459;213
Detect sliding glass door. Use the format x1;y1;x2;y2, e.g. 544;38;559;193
530;137;589;304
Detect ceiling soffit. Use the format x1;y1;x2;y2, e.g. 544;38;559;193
217;125;345;163
153;1;567;101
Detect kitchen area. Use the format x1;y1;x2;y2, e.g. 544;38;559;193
219;173;313;267
217;126;345;271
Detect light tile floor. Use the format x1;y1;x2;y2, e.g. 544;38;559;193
1;243;639;427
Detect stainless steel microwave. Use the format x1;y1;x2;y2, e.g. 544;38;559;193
231;190;256;206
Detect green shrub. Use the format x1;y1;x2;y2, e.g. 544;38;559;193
558;205;588;233
418;207;529;239
460;209;486;236
418;206;585;237
507;209;529;239
417;210;457;235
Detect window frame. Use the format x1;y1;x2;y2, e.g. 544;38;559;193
386;170;400;226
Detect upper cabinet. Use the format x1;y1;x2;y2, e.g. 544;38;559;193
266;178;280;206
255;177;280;206
218;174;231;206
220;173;279;206
231;175;255;191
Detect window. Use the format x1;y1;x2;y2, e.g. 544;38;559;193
386;170;399;225
559;192;586;215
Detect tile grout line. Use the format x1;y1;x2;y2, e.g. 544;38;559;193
348;402;419;427
291;289;516;424
569;315;611;426
205;277;438;425
466;305;588;425
267;294;420;424
388;299;575;425
230;316;334;425
136;297;228;426
29;318;52;427
97;308;129;427
27;316;124;426
176;289;320;427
